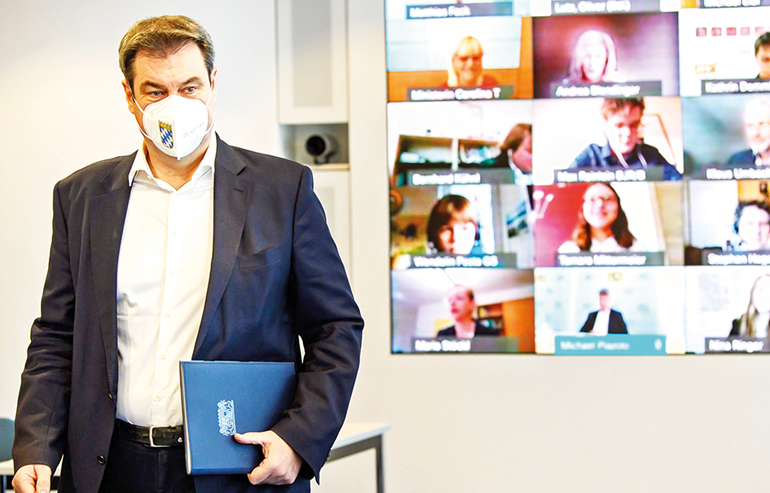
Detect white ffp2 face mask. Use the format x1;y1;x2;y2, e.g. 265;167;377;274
135;94;212;160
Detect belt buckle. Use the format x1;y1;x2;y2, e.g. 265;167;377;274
149;425;170;448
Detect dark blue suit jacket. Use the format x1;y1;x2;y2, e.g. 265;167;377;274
13;136;363;493
728;150;755;165
579;309;628;334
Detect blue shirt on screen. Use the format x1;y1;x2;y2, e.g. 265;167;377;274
569;141;682;181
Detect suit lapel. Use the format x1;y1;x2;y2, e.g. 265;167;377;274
89;154;134;392
194;137;248;356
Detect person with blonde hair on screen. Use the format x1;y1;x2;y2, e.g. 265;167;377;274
564;30;625;84
444;36;499;88
730;274;770;338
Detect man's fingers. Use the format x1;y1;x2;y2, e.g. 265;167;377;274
12;464;51;493
234;431;267;446
247;459;273;485
34;465;52;493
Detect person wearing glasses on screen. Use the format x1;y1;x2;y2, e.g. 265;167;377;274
426;194;481;255
558;183;645;254
730;274;770;339
441;36;499;88
569;98;682;181
754;32;770;81
728;98;770;167
437;285;501;338
563;30;625;85
727;200;770;252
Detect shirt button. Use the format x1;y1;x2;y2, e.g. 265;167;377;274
164;312;171;318
155;395;162;402
159;354;166;361
97;455;106;465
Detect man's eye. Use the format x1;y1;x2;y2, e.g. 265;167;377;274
183;86;197;94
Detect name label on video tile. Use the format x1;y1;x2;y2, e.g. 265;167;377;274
702;79;770;95
703;250;770;266
556;252;664;267
555;167;663;183
408;85;514;102
406;2;514;19
410;254;516;269
551;0;659;15
412;337;519;353
554;335;666;355
705;337;768;353
699;166;770;181
551;81;661;98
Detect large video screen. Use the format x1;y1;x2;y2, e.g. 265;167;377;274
385;0;770;355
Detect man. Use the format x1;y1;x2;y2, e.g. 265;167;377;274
754;32;770;80
569;98;682;181
729;200;770;251
12;16;363;493
579;289;628;335
436;285;500;338
728;98;770;166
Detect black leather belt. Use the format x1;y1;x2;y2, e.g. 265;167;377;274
116;419;184;447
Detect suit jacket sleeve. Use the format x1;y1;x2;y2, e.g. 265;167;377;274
579;312;595;333
13;182;74;471
270;166;364;480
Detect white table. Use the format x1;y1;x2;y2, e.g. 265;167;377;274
0;422;390;492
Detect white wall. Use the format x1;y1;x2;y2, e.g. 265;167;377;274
3;2;770;493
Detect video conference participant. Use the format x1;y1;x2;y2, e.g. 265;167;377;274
569;98;682;181
563;30;625;85
427;194;480;255
12;15;363;493
437;285;501;338
756;32;770;80
440;36;499;88
728;200;770;251
728;98;770;166
558;183;644;253
497;123;533;183
730;274;770;338
579;289;628;335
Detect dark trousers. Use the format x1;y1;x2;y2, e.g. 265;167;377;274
98;424;195;493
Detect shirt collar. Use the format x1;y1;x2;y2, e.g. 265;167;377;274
127;137;217;187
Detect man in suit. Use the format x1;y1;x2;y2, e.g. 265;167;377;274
579;289;628;335
728;98;770;167
12;15;363;493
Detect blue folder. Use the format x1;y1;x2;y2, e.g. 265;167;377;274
179;360;296;475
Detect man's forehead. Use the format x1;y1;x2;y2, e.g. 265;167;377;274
133;44;207;77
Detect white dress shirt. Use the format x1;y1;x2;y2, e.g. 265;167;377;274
115;139;216;426
591;309;611;336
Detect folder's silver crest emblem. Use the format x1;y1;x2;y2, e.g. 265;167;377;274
217;400;236;436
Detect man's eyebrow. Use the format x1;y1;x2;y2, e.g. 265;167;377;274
179;76;205;87
139;80;166;91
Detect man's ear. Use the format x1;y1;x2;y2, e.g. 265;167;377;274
209;66;218;100
122;80;137;116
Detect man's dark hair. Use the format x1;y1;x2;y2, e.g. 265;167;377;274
734;200;770;233
755;32;770;56
119;15;215;91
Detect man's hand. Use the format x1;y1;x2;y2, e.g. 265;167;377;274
234;430;302;486
13;464;52;493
